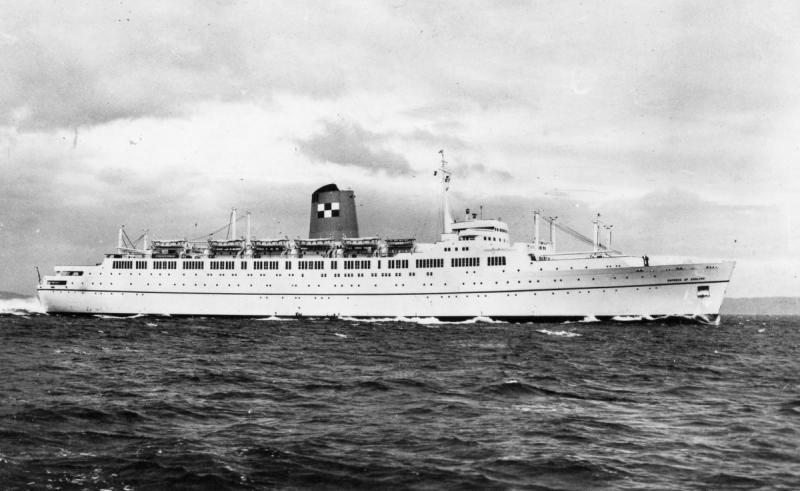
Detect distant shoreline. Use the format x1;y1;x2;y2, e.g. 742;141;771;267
0;291;33;300
722;297;800;316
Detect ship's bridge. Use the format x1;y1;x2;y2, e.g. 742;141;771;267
450;219;510;249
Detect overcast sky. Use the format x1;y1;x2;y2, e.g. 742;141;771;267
1;0;798;297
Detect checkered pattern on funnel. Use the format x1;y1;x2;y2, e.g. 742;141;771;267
316;202;340;218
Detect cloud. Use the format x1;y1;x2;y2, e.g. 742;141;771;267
0;1;374;130
455;162;513;182
0;0;798;299
405;128;466;151
297;121;413;175
600;188;788;259
0;2;244;129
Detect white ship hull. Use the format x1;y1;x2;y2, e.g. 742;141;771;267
37;175;736;322
37;256;734;321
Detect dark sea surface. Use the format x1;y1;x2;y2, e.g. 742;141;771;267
1;309;798;490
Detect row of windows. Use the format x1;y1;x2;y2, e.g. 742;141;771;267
452;257;480;267
345;260;372;270
416;258;445;268
388;259;409;269
112;256;507;271
254;261;280;270
299;260;325;270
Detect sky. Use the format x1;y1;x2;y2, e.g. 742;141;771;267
0;0;798;297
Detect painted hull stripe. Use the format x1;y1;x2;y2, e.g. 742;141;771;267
38;280;729;297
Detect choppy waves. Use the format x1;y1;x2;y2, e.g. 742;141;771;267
0;314;798;489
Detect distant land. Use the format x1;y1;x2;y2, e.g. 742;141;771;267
0;291;30;300
1;291;798;316
721;297;800;316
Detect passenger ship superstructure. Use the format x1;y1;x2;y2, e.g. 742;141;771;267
37;155;734;321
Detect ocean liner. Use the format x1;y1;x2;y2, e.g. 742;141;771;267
37;153;734;322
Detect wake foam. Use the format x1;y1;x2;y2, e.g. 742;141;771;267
609;313;720;325
562;315;600;325
611;315;652;322
692;313;721;326
456;316;507;324
339;315;440;324
93;313;144;320
339;315;506;325
537;329;581;337
0;297;45;315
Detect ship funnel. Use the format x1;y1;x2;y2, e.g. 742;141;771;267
309;184;359;240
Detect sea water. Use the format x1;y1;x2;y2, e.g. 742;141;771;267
1;302;798;489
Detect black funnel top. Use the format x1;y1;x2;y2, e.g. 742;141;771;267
308;184;359;240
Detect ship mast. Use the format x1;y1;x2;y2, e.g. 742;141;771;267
604;224;613;250
246;212;251;245
117;225;124;253
245;211;252;257
437;149;453;235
